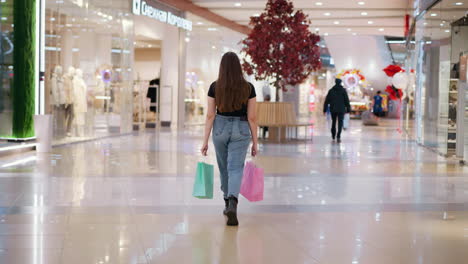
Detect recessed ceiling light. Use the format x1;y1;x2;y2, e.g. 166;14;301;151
315;27;320;31
196;22;204;25
352;32;357;36
212;45;216;49
234;2;241;7
423;22;428;25
334;21;340;25
431;13;438;16
445;29;451;33
324;12;331;16
185;37;190;42
368;21;374;24
440;23;444;26
253;13;260;17
324;32;329;36
379;28;384;31
358;1;365;5
347;28;352;31
315;2;323;5
361;12;368;16
207;27;217;31
454;2;463;5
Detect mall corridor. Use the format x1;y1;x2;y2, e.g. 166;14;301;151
0;120;467;264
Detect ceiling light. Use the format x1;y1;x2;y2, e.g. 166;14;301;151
212;45;216;49
148;45;152;48
185;37;190;42
361;12;368;16
334;21;340;25
324;32;329;36
454;2;463;5
440;23;444;26
379;28;384;31
431;13;438;16
253;13;260;17
196;22;204;25
368;21;374;24
352;32;357;36
324;12;331;16
445;29;451;33
315;27;320;31
234;2;241;7
207;27;217;31
358;1;365;5
315;2;323;5
347;28;352;31
423;22;428;25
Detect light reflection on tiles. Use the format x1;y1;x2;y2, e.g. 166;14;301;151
0;119;466;263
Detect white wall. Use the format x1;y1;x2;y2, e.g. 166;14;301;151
325;35;393;91
161;24;181;127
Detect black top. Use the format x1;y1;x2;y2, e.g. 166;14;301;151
323;79;351;113
208;81;256;117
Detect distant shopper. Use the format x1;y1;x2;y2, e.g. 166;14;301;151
323;79;351;143
373;91;384;117
201;52;258;226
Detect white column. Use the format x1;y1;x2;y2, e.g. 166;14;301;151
160;25;180;127
96;33;112;66
60;30;74;70
178;29;187;127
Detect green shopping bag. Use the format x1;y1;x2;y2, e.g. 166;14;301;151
192;162;214;199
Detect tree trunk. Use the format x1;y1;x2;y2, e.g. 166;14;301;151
275;80;281;102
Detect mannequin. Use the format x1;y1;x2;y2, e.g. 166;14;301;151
63;66;75;136
73;69;88;137
50;66;66;136
50;65;65;106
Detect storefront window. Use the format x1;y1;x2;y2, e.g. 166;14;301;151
45;0;134;143
412;1;467;156
0;0;14;137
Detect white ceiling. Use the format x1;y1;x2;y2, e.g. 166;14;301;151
188;0;468;37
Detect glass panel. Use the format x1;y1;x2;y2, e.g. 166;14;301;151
0;0;14;137
45;0;134;143
413;0;467;155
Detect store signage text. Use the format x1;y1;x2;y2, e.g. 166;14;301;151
133;0;192;31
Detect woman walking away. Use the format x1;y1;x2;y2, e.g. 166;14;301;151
201;52;258;226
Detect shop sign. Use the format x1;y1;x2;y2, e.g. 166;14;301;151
133;0;192;31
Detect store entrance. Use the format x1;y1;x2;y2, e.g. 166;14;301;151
450;16;468;161
133;38;162;129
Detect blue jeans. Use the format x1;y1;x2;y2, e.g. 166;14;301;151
213;115;251;198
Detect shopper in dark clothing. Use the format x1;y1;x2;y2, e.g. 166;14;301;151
323;79;351;143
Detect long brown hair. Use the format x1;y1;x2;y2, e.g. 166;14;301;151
215;52;250;112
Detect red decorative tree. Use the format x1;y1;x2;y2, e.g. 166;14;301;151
241;0;322;101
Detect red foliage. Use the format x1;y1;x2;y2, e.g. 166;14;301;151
383;65;403;77
385;85;403;100
241;0;321;90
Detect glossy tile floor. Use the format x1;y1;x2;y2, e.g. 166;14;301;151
0;119;467;264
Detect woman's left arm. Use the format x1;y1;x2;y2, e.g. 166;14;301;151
201;97;216;156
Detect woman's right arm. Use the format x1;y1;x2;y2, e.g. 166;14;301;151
201;97;216;156
247;98;258;156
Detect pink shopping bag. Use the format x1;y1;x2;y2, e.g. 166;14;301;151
240;161;264;202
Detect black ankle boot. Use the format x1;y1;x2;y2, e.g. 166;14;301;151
226;196;238;226
223;198;229;215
